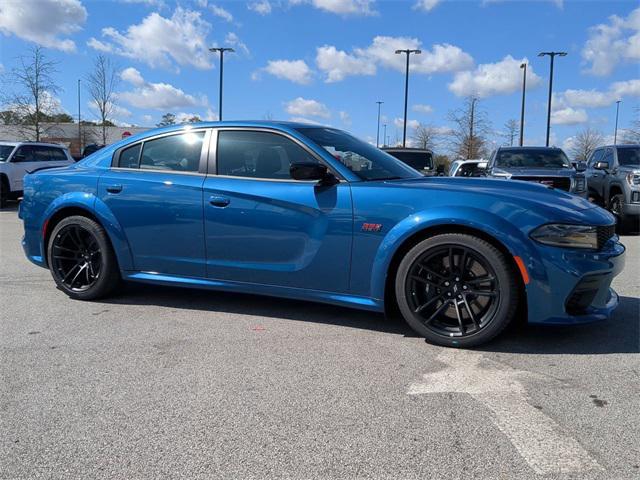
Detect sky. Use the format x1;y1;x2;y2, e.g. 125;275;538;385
0;0;639;153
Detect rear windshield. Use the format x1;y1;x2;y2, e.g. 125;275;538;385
617;146;640;166
495;148;571;168
0;145;15;162
387;151;433;170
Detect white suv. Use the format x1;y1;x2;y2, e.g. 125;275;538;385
0;141;75;207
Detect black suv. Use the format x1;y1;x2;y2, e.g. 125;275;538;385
383;148;434;175
486;146;587;197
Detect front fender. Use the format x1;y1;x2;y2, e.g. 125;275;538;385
369;206;541;300
42;192;134;271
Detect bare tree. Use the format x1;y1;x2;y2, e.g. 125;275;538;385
411;123;438;150
501;119;519;146
157;113;176;127
447;97;492;159
4;46;61;141
621;106;640;144
86;55;119;144
570;127;604;161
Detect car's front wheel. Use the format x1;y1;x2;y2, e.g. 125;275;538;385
395;233;519;348
47;215;120;300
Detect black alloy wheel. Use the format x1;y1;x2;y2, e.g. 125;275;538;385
48;215;120;300
396;233;519;347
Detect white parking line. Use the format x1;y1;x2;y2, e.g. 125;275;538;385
408;350;602;475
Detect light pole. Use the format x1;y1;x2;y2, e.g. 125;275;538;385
209;47;235;121
376;101;383;148
395;49;421;147
519;63;527;146
77;79;82;153
614;100;622;145
468;97;477;160
383;124;387;147
538;51;567;147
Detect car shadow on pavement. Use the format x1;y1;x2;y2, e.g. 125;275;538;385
0;202;20;213
480;296;639;355
105;284;638;352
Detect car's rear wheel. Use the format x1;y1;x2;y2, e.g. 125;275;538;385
395;233;519;348
48;215;119;300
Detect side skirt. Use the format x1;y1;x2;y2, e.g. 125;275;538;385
122;271;385;312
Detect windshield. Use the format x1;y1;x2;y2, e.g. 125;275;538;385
387;151;433;170
617;146;640;166
296;127;422;181
0;145;15;162
496;148;571;169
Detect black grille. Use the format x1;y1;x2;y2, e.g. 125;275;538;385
511;176;571;191
565;274;608;315
596;224;616;250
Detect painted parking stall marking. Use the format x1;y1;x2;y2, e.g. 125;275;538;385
408;349;602;475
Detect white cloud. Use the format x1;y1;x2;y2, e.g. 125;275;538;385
289;117;325;125
339;111;352;126
582;7;640;76
553;79;640;110
611;79;640;98
209;4;233;22
0;0;87;52
223;32;250;56
87;8;213;70
285;97;330;118
414;0;440;12
551;107;588;126
316;37;472;82
142;114;153;125
448;56;541;98
394;117;420;130
118;68;206;110
413;104;434;114
248;0;272;15
305;0;376;16
256;60;313;84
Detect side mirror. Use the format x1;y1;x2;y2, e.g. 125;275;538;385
12;154;26;163
290;162;337;184
594;161;609;171
575;161;587;172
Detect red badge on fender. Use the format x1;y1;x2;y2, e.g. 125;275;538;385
362;223;382;232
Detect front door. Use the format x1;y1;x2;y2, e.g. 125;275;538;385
98;130;209;277
203;129;353;293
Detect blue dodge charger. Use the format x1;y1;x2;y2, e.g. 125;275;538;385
19;122;625;347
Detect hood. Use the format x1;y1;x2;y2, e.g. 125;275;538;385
493;167;576;177
618;165;640;174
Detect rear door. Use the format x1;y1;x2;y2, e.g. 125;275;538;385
202;128;353;292
98;129;210;277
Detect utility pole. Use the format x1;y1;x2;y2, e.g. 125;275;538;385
77;79;82;154
395;49;421;147
383;123;387;147
614;100;621;145
468;97;477;160
376;101;383;148
519;63;527;146
538;51;567;147
209;47;235;121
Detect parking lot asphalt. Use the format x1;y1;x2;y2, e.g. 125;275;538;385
1;202;638;480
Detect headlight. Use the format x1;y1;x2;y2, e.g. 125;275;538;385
530;224;598;249
626;172;640;186
572;177;586;192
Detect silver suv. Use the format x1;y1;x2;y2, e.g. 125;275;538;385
586;144;640;230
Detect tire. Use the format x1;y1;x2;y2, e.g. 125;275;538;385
47;215;120;300
395;233;519;348
609;194;635;233
0;177;8;209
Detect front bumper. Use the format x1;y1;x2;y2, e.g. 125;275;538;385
622;199;640;216
525;237;625;325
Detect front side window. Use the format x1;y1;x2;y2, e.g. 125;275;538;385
588;149;603;167
118;143;141;168
140;132;205;172
296;127;422;181
217;130;320;180
0;145;15;162
495;148;571;169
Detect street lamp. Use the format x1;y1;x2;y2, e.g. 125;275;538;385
383;123;387;147
376;101;384;148
519;63;527;146
468;97;477;160
395;49;421;147
614;100;622;145
538;51;567;147
209;47;235;121
77;79;82;153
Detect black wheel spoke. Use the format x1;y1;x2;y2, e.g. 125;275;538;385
417;265;447;282
462;296;480;330
467;290;497;298
453;300;465;334
415;294;445;313
410;274;442;289
423;300;452;324
466;275;494;285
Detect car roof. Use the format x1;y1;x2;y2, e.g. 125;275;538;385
600;144;640;148
0;141;67;148
383;147;433;153
497;146;562;151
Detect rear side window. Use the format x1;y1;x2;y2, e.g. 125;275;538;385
217;130;319;180
118;143;142;168
45;147;68;161
140;132;205;172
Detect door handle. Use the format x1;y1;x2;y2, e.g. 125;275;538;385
106;184;123;193
209;195;230;207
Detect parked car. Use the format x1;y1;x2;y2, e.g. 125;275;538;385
19;122;624;348
82;143;105;158
586;144;639;230
449;159;487;177
383;148;434;175
0;141;75;207
486;147;587;197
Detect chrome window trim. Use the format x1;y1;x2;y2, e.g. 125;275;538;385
210;127;347;183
